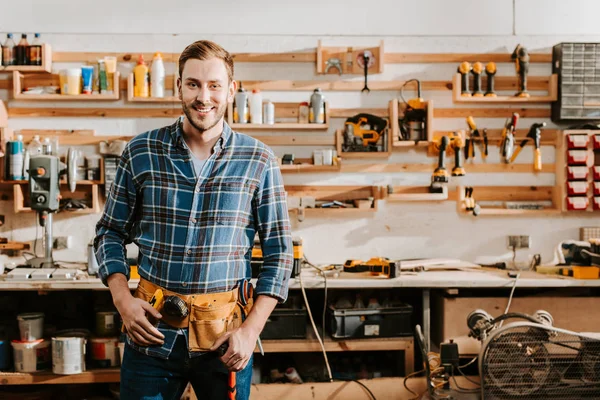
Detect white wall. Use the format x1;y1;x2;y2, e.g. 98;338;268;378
1;0;599;267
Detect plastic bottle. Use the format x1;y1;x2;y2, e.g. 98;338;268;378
2;33;15;66
29;33;42;66
150;52;165;98
42;138;53;155
233;83;249;123
7;135;24;180
309;88;325;124
28;135;43;156
15;34;29;66
263;99;275;125
133;54;149;98
249;89;263;124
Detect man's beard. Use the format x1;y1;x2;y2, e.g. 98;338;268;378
182;101;226;133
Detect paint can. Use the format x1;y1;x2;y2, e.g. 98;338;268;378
17;312;44;341
11;339;51;372
52;336;86;375
95;311;119;337
90;337;120;367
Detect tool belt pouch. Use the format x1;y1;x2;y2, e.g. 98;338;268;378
188;290;240;352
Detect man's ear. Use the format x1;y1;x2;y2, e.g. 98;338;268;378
177;77;182;100
229;80;238;103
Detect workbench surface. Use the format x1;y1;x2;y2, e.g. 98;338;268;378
0;268;597;290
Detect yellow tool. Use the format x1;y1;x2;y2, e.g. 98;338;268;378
431;135;450;193
343;114;388;152
485;62;497;97
343;257;397;278
509;122;546;171
399;79;428;142
500;113;519;163
121;288;164;333
512;44;530;98
252;237;303;278
457;62;472;97
561;266;600;279
465;116;488;161
471;62;484;97
449;132;465;176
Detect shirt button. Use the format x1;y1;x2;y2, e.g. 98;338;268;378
182;282;187;287
195;187;201;193
186;249;192;255
191;218;197;224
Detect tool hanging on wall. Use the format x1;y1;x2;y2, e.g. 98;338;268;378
431;135;450;194
465;116;488;161
357;50;374;93
398;79;428;142
457;62;472;97
343;113;388;152
449;132;465;176
324;58;343;75
510;122;546;171
512;44;530;98
485;62;497;97
463;187;480;216
471;62;484;97
500;113;519;163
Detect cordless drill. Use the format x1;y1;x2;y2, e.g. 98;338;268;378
485;62;497;97
431;136;450;193
457;62;472;97
449;133;465;177
512;44;530;98
471;62;484;97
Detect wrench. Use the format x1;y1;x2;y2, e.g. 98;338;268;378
361;51;370;93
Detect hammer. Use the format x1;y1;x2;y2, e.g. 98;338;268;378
219;341;236;400
510;122;546;171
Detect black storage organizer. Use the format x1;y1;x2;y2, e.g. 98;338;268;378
552;42;600;123
326;303;413;339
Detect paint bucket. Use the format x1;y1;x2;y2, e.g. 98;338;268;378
11;339;51;372
17;312;44;341
52;336;86;375
95;311;119;337
0;340;11;370
90;337;120;367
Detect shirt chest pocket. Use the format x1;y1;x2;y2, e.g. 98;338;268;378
203;179;255;225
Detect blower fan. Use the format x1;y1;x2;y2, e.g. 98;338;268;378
467;309;600;399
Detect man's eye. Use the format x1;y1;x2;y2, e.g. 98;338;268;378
210;84;220;89
188;82;197;88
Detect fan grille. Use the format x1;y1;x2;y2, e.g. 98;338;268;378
482;325;600;399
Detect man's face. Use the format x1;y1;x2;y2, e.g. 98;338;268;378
178;58;235;133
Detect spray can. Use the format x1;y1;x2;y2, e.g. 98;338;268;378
234;83;249;124
6;135;24;180
309;88;325;124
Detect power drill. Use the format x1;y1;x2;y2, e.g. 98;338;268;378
512;44;530;98
431;136;450;193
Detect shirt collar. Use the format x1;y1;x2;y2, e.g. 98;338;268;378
171;116;231;152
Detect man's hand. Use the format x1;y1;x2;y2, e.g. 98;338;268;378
117;296;165;346
107;273;165;347
211;325;258;372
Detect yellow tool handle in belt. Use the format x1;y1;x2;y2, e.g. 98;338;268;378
121;288;164;333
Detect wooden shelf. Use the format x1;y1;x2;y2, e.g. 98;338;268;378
1;44;52;73
16;129;133;146
280;158;341;173
13;71;120;101
0;368;120;385
286;185;381;215
457;185;561;216
227;102;329;130
127;73;179;102
0;241;30;251
452;73;558;104
13;183;102;214
390;98;434;147
316;40;384;75
386;186;450;202
260;335;413;353
336;129;391;159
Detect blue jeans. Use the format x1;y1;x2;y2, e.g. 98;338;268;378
120;335;253;400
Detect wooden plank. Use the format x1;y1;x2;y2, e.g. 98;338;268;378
472;186;554;201
330;108;388;118
434;108;551;118
232;122;328;131
260;336;412;353
53;52;316;64
434;129;560;146
17;130;132;145
286;185;376;201
0;368;120;385
8;108;183;118
384;53;551;64
452;73;557;104
0;242;30;250
339;163;555;173
254;136;334;146
13;71;121;101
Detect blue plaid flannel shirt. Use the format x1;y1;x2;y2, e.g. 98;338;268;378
94;118;293;358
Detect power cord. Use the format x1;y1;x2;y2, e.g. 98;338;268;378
499;272;520;328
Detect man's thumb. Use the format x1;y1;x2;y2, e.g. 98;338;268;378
141;301;162;319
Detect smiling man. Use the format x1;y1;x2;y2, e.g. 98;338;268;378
94;40;293;400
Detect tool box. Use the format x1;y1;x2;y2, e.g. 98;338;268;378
260;300;307;340
251;237;302;278
326;303;413;339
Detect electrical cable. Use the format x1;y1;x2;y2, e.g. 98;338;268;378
351;379;376;400
457;356;477;370
402;369;424;397
399;79;421;106
298;261;333;382
455;365;480;387
303;256;327;338
498;271;520;328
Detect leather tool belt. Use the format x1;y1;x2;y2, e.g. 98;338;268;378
133;277;254;352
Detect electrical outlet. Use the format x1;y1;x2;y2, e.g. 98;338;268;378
53;236;73;250
507;235;531;249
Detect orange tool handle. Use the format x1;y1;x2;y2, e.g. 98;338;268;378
228;371;236;400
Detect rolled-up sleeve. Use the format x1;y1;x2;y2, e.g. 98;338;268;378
94;147;138;286
253;154;293;303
